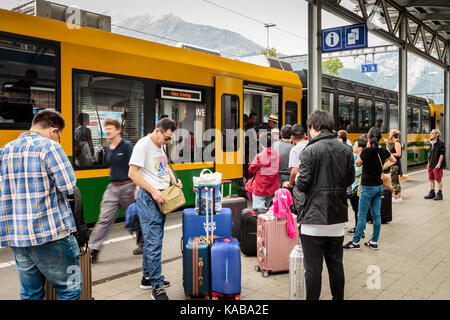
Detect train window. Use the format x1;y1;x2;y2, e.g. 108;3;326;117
73;72;144;169
337;95;357;132
221;94;240;152
285;101;298;125
322;92;334;117
407;106;412;133
375;101;387;132
0;35;59;129
358;98;373;131
422;108;430;133
156;97;208;164
411;107;421;133
389;103;399;131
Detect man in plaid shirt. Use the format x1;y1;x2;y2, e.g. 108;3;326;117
0;110;81;300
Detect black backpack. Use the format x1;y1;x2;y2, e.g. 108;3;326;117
68;186;91;248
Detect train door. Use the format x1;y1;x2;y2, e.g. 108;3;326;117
215;76;243;180
283;86;302;125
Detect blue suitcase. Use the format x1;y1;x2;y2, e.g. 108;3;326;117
181;208;233;252
211;237;241;299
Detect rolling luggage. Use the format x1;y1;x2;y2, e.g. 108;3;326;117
44;246;93;300
221;180;247;240
211;237;241;300
183;237;211;299
289;245;306;300
240;208;268;256
367;188;392;224
255;213;299;277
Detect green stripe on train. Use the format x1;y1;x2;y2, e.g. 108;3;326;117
77;167;215;223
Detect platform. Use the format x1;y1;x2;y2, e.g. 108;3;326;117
0;167;449;300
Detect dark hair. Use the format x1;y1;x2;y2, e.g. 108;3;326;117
339;132;347;143
32;110;65;131
156;117;176;132
307;110;334;132
259;131;272;148
332;130;338;138
243;114;249;123
355;138;367;149
280;125;292;139
291;124;305;139
368;126;382;150
104;118;121;130
249;112;257;118
160;114;168;119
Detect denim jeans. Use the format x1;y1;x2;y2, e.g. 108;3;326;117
11;234;81;300
252;194;272;209
353;185;383;243
136;188;166;287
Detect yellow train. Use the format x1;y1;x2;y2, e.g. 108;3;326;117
0;9;302;222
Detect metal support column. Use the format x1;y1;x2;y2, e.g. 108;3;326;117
445;48;450;168
398;12;408;174
307;0;322;115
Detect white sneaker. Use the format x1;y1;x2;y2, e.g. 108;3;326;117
396;197;402;203
392;198;398;203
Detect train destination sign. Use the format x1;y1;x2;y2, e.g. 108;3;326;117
161;87;202;102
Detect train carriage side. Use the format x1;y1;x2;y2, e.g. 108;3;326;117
0;9;302;223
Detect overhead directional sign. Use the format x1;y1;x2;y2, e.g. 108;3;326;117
322;23;368;53
361;64;378;73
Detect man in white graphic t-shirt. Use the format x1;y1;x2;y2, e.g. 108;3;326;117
128;118;182;300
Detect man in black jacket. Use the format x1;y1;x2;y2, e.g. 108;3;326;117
425;129;446;200
295;110;354;300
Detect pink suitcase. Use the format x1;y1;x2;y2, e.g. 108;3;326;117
255;213;299;277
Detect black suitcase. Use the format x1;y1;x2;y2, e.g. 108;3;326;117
240;208;268;256
367;188;392;224
221;180;247;240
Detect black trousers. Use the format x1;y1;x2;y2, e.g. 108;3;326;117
300;232;345;300
349;193;359;228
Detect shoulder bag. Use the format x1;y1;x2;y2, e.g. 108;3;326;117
157;146;186;214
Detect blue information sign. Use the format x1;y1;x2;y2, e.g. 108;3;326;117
322;23;368;53
361;64;378;73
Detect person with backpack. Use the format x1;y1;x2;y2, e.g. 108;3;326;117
89;119;136;263
424;129;446;201
344;127;397;251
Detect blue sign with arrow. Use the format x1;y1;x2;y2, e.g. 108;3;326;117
322;23;368;53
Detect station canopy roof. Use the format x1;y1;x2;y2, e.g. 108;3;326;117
323;0;450;68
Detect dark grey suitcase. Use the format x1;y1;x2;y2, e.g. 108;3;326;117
367;188;392;224
221;180;247;240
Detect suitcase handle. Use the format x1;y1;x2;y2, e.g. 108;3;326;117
221;180;232;198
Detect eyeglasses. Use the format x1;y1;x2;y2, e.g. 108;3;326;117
161;131;172;141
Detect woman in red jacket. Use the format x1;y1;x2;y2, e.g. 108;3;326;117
245;132;281;208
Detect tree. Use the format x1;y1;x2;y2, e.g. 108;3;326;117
322;58;344;76
261;47;278;58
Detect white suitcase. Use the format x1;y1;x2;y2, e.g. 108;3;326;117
289;245;306;300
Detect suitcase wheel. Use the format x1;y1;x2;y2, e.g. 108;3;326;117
235;295;241;300
254;265;260;272
262;271;269;278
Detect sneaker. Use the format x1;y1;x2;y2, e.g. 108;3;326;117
151;283;169;300
396;197;402;203
343;241;360;250
90;249;99;264
133;246;143;255
140;277;171;290
424;190;436;199
392;198;398;203
434;191;443;201
347;227;356;235
364;241;379;250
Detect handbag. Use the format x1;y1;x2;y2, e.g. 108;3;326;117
378;153;393;191
157;146;186;214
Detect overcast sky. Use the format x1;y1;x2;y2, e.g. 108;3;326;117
1;0;390;56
